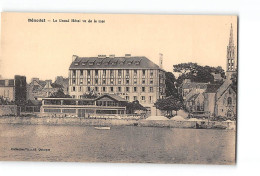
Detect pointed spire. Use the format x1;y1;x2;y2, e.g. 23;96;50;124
229;23;234;46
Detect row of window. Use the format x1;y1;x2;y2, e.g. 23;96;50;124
71;86;154;93
72;69;154;77
125;95;153;102
72;78;155;85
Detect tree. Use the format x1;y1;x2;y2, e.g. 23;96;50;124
125;100;147;114
154;96;183;118
165;72;179;97
51;83;63;88
14;75;27;106
49;88;71;98
173;62;225;84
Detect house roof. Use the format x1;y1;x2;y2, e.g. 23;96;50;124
42;94;127;102
186;93;200;102
96;94;127;102
69;56;162;70
38;81;47;87
205;84;222;93
215;80;236;101
182;82;208;89
29;80;46;88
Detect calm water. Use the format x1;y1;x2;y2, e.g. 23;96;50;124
0;124;236;164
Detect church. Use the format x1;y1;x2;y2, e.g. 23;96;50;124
182;24;237;119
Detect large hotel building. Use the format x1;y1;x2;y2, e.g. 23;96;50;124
68;54;166;109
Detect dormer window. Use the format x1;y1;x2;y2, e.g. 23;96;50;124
112;62;117;65
82;62;86;66
127;61;132;65
74;62;79;66
97;62;102;65
135;61;140;65
89;62;94;66
119;61;124;65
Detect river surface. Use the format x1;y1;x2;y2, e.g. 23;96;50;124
0;124;236;164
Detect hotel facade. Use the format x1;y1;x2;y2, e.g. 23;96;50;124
68;54;166;109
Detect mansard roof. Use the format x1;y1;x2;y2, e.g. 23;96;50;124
69;55;161;70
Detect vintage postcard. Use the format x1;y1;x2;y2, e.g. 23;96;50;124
0;13;237;164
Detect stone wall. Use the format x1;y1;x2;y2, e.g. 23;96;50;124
139;120;197;128
0;116;236;130
0;117;138;126
0;105;17;116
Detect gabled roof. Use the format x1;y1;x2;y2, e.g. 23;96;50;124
95;94;127;102
186;93;200;102
38;81;47;87
216;80;232;99
69;56;161;70
205;84;222;93
182;82;208;89
29;80;46;88
44;82;53;89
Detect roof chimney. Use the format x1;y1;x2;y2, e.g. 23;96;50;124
98;55;106;58
72;55;78;62
109;54;115;58
159;53;163;69
125;54;131;58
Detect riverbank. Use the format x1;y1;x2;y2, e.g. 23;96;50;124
0;116;236;130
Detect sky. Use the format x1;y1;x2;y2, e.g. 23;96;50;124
0;13;237;82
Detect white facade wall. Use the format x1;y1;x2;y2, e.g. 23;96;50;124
69;68;166;108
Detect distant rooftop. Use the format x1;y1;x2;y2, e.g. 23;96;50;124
69;54;161;70
0;79;15;87
205;84;223;93
182;82;208;89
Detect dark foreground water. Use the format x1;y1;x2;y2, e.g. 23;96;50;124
0;124;236;164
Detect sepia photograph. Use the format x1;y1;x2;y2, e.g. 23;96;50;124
0;12;237;165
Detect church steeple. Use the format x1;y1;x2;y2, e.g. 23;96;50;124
226;23;236;80
229;23;234;46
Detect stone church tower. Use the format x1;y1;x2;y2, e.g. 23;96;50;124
226;24;237;80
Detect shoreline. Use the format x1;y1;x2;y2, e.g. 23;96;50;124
0;116;236;130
